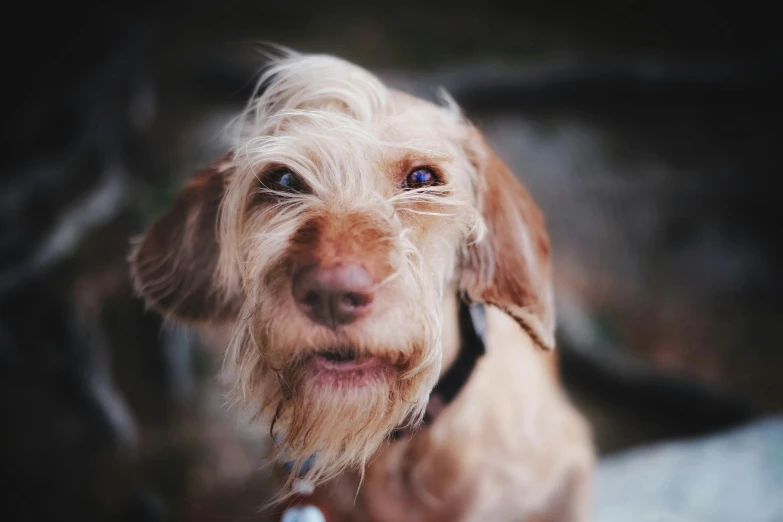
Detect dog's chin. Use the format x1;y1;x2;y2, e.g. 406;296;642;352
268;347;433;486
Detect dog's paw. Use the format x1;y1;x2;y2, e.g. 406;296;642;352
281;505;326;522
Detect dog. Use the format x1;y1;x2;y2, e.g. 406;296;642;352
130;49;594;521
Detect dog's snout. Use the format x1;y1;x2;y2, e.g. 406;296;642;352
292;264;375;327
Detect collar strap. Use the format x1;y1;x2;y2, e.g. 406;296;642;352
392;301;486;438
426;302;485;413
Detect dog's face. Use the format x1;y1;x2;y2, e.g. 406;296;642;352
131;52;555;487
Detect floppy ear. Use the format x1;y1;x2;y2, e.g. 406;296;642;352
460;132;556;350
129;153;242;324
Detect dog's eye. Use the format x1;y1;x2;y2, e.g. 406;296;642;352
267;167;306;194
403;167;439;189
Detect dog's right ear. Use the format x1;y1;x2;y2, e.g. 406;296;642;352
129;153;242;324
459;131;556;351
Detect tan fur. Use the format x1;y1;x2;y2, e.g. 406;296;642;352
129;48;593;519
314;306;593;522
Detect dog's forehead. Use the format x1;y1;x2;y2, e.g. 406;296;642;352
232;54;479;201
257;90;472;188
383;90;470;148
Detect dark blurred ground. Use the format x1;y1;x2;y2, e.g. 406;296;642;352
2;2;782;521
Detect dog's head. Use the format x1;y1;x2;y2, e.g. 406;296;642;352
130;51;554;487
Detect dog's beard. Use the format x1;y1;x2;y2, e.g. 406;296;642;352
223;301;440;491
267;358;427;487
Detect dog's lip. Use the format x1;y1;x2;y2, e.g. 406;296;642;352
311;353;385;372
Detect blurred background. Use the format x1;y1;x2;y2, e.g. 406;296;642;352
2;1;782;521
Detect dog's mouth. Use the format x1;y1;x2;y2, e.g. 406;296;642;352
318;348;360;363
304;348;392;386
314;349;384;371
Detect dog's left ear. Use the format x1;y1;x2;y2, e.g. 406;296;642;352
459;131;556;350
129;153;242;324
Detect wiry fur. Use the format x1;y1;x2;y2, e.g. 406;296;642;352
215;51;485;487
130;48;559;498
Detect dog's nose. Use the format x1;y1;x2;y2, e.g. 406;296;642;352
292;264;375;327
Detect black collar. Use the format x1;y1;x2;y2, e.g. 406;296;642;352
392;301;486;438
